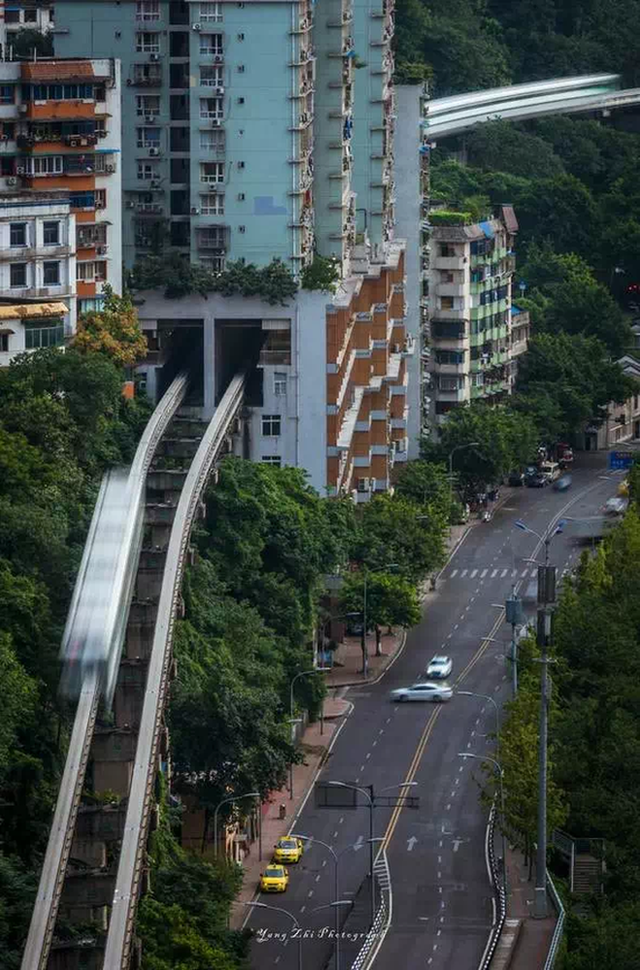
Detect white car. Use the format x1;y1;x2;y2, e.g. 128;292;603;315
426;655;452;679
390;682;453;703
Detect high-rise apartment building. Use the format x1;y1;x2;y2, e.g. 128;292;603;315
1;1;55;37
53;0;408;499
0;55;121;361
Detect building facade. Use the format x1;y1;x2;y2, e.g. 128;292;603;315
0;56;122;323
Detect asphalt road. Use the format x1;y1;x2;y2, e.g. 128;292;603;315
249;454;622;970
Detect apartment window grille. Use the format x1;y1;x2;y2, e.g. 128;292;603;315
200;193;224;215
27;83;95;100
440;296;454;310
136;32;160;53
69;192;95;209
200;97;224;120
197;226;227;249
274;372;287;396
200;255;226;272
0;85;14;105
77;261;95;281
43;221;60;246
9;223;26;247
136;127;161;148
261;456;282;467
9;263;27;287
27;155;63;176
0;334;8;353
200;65;224;87
95;189;107;209
25;321;64;350
200;2;223;21
43;261;60;286
200;33;223;55
439;244;456;258
262;414;281;437
136;0;160;20
137;162;156;180
200;161;225;184
136;95;161;116
199;129;225;153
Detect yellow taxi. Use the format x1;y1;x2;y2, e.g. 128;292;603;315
260;864;289;893
273;836;304;864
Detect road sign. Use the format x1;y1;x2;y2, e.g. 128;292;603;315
608;450;635;470
314;782;359;809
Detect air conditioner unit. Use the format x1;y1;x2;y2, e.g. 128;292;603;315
149;53;160;61
126;78;133;85
149;147;160;156
0;135;8;142
105;164;116;173
69;138;79;147
16;166;26;175
146;114;157;123
126;200;136;208
237;192;245;201
96;246;107;255
211;119;221;127
150;179;160;188
213;86;225;95
190;206;199;215
6;176;17;185
192;22;201;30
213;54;223;63
18;104;27;114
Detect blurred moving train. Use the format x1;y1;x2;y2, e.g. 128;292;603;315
59;467;144;708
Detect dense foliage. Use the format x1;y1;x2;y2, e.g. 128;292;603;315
72;286;148;366
0;349;151;965
129;255;299;304
395;0;640;94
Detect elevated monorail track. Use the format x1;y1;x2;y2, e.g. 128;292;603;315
21;371;247;970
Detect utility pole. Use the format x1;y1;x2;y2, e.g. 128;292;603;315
505;587;523;696
534;558;556;919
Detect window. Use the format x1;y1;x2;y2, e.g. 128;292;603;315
136;127;161;148
137;163;156;180
27;155;63;176
440;296;454;310
9;263;27;287
95;189;107;209
10;223;26;247
357;478;370;493
200;97;223;119
259;329;291;366
200;2;222;21
27;83;94;100
136;0;160;20
261;456;282;467
200;193;224;215
0;85;14;105
200;161;224;184
24;8;38;23
79;296;106;314
136;95;160;116
136;32;160;53
274;372;287;396
0;333;8;353
439;377;461;391
133;64;162;84
262;414;281;437
77;261;94;281
25;321;64;350
200;33;223;55
69;192;95;210
197;227;227;249
200;255;226;273
95;261;107;282
43;261;60;285
200;128;225;153
200;65;224;88
439;244;456;258
43;221;60;246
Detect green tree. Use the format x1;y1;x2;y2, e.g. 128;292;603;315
72;286;148;366
394;459;452;519
339;572;421;655
352;493;447;583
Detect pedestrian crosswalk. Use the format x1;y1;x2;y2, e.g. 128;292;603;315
446;566;572;582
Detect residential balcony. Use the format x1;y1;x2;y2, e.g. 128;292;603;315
436;283;466;298
434;255;467;271
436;386;468;403
432;360;467;375
510;338;528;358
433;307;466;321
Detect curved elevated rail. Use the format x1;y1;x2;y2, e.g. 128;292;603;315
21;373;189;970
104;370;247;969
421;72;640;139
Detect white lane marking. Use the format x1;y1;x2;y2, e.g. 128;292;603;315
451;790;456;798
447;633;452;639
471;730;476;737
322;860;327;867
333;830;339;838
439;840;443;848
437;871;442;879
511;569;518;577
365;753;371;760
438;855;442;863
440;916;445;923
428;960;433;966
475;587;480;593
459;765;464;772
360;764;365;772
446;803;451;811
455;778;460;786
475;718;480;725
470;596;476;603
386;717;392;723
308;890;314;898
450;569;458;578
480;569;488;578
481;706;485;713
501;569;508;577
433;944;439;951
439;886;443;894
437;929;442;937
470;569;478;578
491;569;498;578
355;777;360;783
315;874;321;883
379;729;384;735
494;685;500;692
467;741;471;748
339;817;344;824
521;569;528;578
453;624;459;630
275;956;281;964
460;569;468;577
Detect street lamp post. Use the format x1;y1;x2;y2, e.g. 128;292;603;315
244;902;302;970
448;442;479;526
213;791;259;860
459;753;507;895
362;563;400;672
327;780;417;928
457;691;501;761
289;669;321;800
513;518;564;919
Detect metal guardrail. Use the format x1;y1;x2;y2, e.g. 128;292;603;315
543;871;566;970
104;371;247;969
477;802;506;970
350;850;392;970
20;373;189;970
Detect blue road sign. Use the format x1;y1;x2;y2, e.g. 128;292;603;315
608;450;635;470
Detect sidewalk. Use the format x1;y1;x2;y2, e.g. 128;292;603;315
498;846;557;970
229;693;352;928
324;625;407;687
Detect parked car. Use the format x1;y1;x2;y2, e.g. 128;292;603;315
273;837;304;864
508;470;525;486
553;474;572;492
526;471;547;488
539;461;561;484
390;682;453;703
425;655;452;679
260;864;289;893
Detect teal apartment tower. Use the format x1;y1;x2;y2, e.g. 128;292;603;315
53;0;396;275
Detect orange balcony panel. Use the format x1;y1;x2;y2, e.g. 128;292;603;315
327;457;339;488
27;102;95;121
371;426;388;445
76;246;96;260
75;210;96;223
371;455;388;477
353;438;370;458
389;292;404;318
327;414;337;445
77;281;96;298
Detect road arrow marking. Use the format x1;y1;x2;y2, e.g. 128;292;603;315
353;835;364;852
407;836;418;851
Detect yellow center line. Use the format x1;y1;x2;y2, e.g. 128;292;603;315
379;608;506;855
